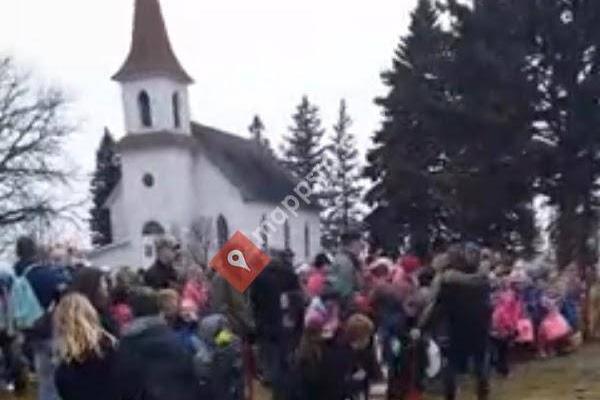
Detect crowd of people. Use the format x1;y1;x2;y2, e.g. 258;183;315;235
0;232;595;400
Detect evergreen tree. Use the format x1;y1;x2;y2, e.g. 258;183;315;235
531;0;600;265
90;128;121;246
365;0;451;252
248;114;273;154
434;0;539;251
282;96;326;188
366;0;540;252
321;99;362;248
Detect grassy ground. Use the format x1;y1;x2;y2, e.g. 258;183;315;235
3;345;600;400
422;345;600;400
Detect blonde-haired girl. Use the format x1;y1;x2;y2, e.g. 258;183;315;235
53;293;118;400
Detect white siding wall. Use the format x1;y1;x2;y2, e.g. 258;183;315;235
121;77;191;135
192;152;321;264
116;146;195;268
192;152;265;257
91;147;322;269
88;242;137;269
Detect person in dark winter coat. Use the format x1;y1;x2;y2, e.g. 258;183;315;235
13;236;38;277
13;237;71;400
14;237;71;312
70;267;118;336
4;236;39;395
293;313;376;400
251;250;303;397
145;236;180;290
114;287;210;400
54;293;118;400
157;289;199;354
194;314;243;400
294;325;352;400
342;314;379;399
109;267;138;333
419;245;491;400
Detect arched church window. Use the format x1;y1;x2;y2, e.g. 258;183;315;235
138;91;152;127
260;214;269;250
304;222;310;258
142;221;165;236
172;92;181;128
217;214;229;248
284;220;291;250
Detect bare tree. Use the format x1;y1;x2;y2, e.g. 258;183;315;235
0;56;75;240
185;217;214;266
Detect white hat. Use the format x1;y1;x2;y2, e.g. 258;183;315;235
368;257;394;273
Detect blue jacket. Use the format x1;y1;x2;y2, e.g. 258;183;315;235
13;261;71;339
17;263;71;309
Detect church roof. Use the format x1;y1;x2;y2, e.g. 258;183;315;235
116;124;319;210
112;0;193;83
192;123;317;208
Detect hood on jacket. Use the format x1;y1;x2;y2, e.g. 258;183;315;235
122;315;166;337
198;314;229;343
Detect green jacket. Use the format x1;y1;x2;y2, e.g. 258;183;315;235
329;251;361;299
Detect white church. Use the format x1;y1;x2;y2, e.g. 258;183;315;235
88;0;321;269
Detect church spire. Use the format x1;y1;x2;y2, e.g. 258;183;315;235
113;0;193;83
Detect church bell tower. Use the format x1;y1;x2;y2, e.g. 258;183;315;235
113;0;193;135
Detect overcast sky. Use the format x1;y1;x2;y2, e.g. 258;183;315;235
0;0;417;245
0;0;417;170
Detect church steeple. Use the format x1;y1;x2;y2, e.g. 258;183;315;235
113;0;192;83
114;0;192;135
